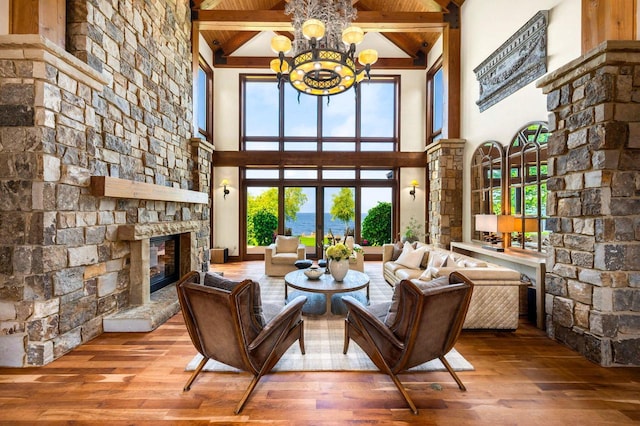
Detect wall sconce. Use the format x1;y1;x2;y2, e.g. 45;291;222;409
409;180;419;200
474;214;514;252
220;179;230;199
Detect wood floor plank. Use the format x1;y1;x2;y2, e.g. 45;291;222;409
1;261;639;424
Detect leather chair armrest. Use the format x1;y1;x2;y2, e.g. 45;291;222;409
342;295;404;351
249;295;307;350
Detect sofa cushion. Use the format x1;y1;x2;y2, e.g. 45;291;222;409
390;241;403;261
465;259;488;267
395;242;425;269
275;235;299;253
203;272;265;326
384;276;449;326
448;253;467;267
395;268;423;281
271;252;299;264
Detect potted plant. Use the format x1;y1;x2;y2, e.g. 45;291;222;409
402;217;424;243
325;243;354;281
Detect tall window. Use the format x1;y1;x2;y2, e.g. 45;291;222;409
471;141;504;240
507;122;549;252
195;57;213;142
241;76;399;258
427;57;443;145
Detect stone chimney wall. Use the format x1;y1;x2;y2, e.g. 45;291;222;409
537;41;640;366
0;0;209;367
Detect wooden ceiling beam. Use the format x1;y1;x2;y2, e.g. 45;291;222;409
212;55;425;69
194;10;445;32
213;151;427;168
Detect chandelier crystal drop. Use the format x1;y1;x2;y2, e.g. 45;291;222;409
269;0;378;97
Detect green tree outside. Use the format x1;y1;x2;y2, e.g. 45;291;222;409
330;187;355;233
246;187;308;246
252;209;278;246
361;202;391;246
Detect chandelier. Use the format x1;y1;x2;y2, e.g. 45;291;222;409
269;0;378;97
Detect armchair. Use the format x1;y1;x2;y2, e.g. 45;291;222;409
341;272;474;414
265;235;306;276
177;271;307;414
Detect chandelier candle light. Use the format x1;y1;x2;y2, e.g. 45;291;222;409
270;0;378;97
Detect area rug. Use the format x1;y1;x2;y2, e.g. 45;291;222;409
185;267;474;373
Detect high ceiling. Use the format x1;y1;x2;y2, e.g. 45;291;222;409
191;0;464;69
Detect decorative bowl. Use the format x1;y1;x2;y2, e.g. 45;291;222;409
304;267;324;280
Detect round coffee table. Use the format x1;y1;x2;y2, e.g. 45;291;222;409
284;269;370;316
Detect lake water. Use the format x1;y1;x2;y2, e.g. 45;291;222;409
285;212;365;236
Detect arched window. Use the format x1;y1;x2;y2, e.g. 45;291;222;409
471;141;503;241
507;122;549;252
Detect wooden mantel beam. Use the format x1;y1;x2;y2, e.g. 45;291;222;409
194;10;445;32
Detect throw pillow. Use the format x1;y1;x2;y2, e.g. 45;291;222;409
448;254;467;268
427;250;449;269
275;235;299;253
418;267;436;280
394;242;424;269
203;272;266;326
390;241;403;261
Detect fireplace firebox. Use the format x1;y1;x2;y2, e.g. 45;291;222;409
149;235;180;293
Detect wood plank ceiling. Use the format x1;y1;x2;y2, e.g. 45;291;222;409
191;0;464;70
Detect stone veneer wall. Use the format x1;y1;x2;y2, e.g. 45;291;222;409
427;139;465;248
0;0;210;367
538;41;640;366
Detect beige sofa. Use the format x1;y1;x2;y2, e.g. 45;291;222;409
382;242;524;330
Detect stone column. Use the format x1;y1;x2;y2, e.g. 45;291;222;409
426;139;465;249
537;41;640;366
190;138;213;271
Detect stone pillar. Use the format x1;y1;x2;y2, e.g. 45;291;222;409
537;41;640;366
426;139;465;249
190;138;213;271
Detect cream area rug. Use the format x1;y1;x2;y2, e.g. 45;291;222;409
185;268;474;373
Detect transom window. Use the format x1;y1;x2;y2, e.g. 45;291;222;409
241;75;398;152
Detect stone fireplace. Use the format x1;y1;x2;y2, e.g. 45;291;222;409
0;0;212;367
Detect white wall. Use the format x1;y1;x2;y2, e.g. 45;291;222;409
459;0;582;241
211;67;427;254
0;0;9;34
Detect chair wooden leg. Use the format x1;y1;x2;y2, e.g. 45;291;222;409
387;371;418;415
343;322;350;354
439;355;466;391
183;356;208;391
235;374;261;414
299;322;306;355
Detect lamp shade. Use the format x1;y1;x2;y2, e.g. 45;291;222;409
302;19;325;40
410;179;419;187
475;214;514;233
270;35;292;54
513;217;539;232
270;58;289;73
357;49;378;66
220;179;229;187
342;26;364;45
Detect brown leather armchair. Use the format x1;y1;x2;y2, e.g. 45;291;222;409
177;271;307;414
341;271;474;414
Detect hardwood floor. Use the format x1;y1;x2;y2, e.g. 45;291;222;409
1;261;639;425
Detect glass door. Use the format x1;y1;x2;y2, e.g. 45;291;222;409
284;187;317;256
246;186;279;255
